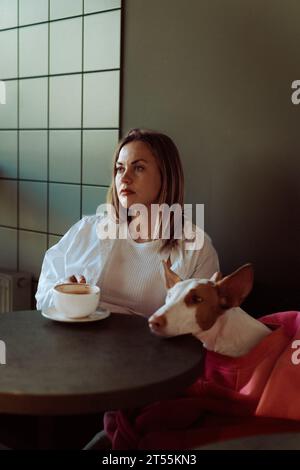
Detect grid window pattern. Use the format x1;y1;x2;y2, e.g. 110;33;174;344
0;0;122;279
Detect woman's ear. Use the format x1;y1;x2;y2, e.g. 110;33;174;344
216;264;254;308
162;259;182;289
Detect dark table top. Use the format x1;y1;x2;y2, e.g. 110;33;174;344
0;310;203;416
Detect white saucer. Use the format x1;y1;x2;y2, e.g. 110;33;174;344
41;306;111;323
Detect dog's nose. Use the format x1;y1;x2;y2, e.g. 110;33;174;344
149;315;166;330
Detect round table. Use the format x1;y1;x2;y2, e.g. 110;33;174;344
0;310;203;416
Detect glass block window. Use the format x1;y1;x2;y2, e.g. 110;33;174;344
0;0;122;280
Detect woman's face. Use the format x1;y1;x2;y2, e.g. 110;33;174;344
115;141;162;209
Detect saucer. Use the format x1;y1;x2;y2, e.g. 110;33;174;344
41;306;110;323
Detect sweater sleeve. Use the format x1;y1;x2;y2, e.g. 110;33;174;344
191;234;220;280
35;217;91;311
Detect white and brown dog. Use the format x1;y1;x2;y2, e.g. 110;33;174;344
148;262;271;357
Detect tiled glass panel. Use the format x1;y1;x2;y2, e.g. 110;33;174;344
0;130;18;178
84;11;120;71
82;185;108;217
0;0;122;288
84;0;121;14
49;130;81;183
50;0;82;20
83;71;119;127
19;181;47;231
49;183;81;234
48;234;62;249
19;130;47;180
20;78;48;128
0;0;18;29
0;80;17;128
0;227;17;270
50;18;82;75
19;230;47;279
50;75;81;128
19;24;48;77
19;0;48;26
82;130;117;185
0;30;17;79
0;179;17;227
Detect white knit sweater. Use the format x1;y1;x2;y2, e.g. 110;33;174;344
98;237;167;317
36;215;219;315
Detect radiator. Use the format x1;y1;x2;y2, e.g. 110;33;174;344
0;270;32;313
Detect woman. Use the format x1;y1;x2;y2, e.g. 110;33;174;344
36;128;219;316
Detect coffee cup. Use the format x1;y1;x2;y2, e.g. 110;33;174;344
52;283;100;318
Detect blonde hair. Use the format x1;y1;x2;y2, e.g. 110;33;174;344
107;128;185;251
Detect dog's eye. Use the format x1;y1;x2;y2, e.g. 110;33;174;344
192;295;203;303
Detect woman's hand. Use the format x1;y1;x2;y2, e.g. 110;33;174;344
66;275;86;284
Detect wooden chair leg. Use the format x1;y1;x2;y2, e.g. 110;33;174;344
82;430;111;450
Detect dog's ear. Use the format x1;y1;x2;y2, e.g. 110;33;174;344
210;271;223;283
216;263;254;308
162;259;182;289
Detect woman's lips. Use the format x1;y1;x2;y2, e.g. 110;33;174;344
120;190;135;196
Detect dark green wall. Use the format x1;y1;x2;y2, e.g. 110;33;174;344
122;0;300;287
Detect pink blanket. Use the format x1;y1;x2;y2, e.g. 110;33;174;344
104;311;300;449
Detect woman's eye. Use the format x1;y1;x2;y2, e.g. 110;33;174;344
116;166;124;173
135;166;144;172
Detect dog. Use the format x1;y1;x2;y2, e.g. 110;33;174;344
148;262;271;357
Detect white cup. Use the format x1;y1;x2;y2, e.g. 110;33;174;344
52;283;100;318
